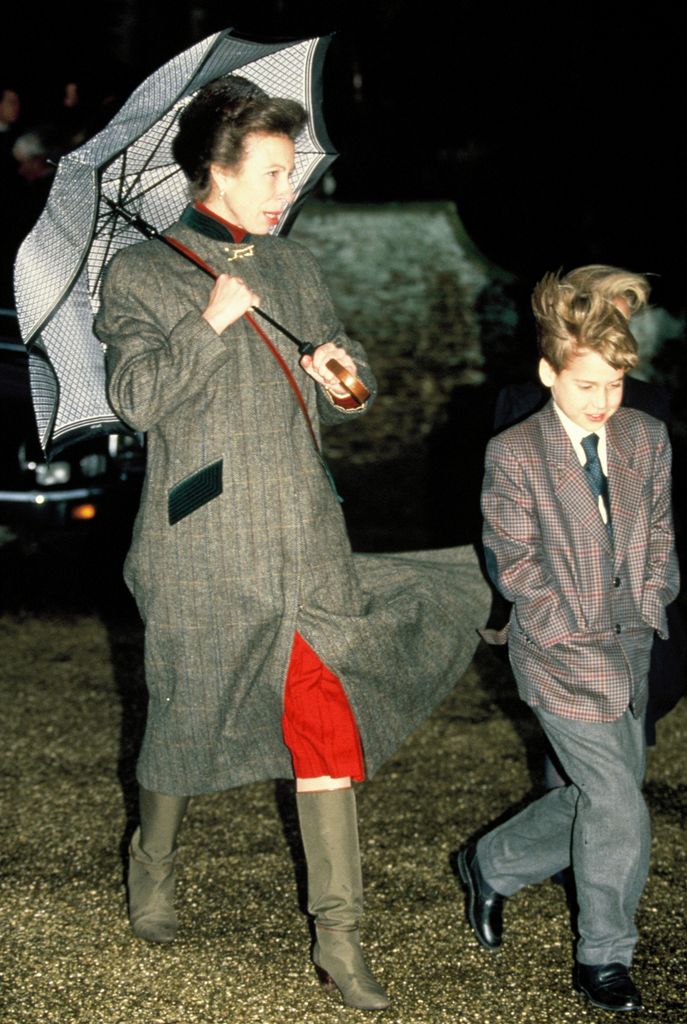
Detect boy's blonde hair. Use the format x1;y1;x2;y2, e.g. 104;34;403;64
532;265;651;372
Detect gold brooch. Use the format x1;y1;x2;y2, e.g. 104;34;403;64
223;244;255;262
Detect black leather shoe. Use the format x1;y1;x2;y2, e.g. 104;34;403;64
573;962;643;1012
456;843;505;950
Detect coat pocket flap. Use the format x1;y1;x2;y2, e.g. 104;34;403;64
168;459;223;525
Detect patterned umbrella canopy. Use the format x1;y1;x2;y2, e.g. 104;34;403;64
14;29;336;454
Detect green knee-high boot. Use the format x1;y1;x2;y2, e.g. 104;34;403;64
128;787;189;943
296;788;390;1011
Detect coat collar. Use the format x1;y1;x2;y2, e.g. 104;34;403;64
605;409;645;560
605;407;641;467
538;400;580;469
536;397;639;467
180;202;251;243
535;400;644;559
165;214;264;274
543;404;611;550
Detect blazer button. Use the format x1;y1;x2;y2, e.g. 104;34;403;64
615;624;622;634
614;577;621;588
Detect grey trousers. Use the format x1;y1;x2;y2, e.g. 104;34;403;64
476;707;649;966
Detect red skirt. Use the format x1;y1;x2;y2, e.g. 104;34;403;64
281;632;365;780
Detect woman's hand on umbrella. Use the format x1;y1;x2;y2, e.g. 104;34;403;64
300;342;357;397
202;274;260;335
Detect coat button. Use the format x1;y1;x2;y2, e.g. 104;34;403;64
615;624;622;634
614;577;621;588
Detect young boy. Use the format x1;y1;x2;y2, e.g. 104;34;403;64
458;267;679;1012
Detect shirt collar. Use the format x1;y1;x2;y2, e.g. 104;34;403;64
552;400;608;471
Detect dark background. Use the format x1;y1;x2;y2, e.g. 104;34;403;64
6;0;685;310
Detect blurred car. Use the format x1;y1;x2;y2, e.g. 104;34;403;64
0;309;144;541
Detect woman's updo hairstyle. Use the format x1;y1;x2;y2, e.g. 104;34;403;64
173;75;307;200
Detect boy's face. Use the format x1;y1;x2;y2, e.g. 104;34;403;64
539;349;625;430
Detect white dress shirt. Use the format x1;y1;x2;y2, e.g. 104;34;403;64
553;401;609;523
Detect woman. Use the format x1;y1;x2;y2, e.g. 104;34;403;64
96;77;488;1011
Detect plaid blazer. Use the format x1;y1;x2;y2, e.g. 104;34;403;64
482;400;679;722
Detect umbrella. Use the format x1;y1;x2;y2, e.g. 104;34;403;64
14;29;337;455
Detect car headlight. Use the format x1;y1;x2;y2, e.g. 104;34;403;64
35;461;71;486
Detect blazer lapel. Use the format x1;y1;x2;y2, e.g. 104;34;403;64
538;403;612;551
606;411;644;561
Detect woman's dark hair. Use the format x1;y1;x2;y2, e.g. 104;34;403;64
173;76;307;199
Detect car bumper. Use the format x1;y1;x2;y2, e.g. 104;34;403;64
0;487;105;530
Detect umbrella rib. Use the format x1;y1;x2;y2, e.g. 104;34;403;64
91;147;143;297
94;159;183;298
124;166;186;205
91;199;125;299
116;114;181;206
116;147;130;208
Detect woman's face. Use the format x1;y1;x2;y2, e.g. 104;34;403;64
208;132;296;235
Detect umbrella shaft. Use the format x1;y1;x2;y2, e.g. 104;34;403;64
252;306;314;355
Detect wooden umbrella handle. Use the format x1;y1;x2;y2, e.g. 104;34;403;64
324;359;370;406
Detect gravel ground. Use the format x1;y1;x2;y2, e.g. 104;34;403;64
1;539;685;1024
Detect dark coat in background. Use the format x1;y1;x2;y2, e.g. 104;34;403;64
96;224;490;795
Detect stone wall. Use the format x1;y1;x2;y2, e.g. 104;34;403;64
291;201;501;465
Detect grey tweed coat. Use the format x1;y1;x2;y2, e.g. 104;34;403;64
96;222;490;794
